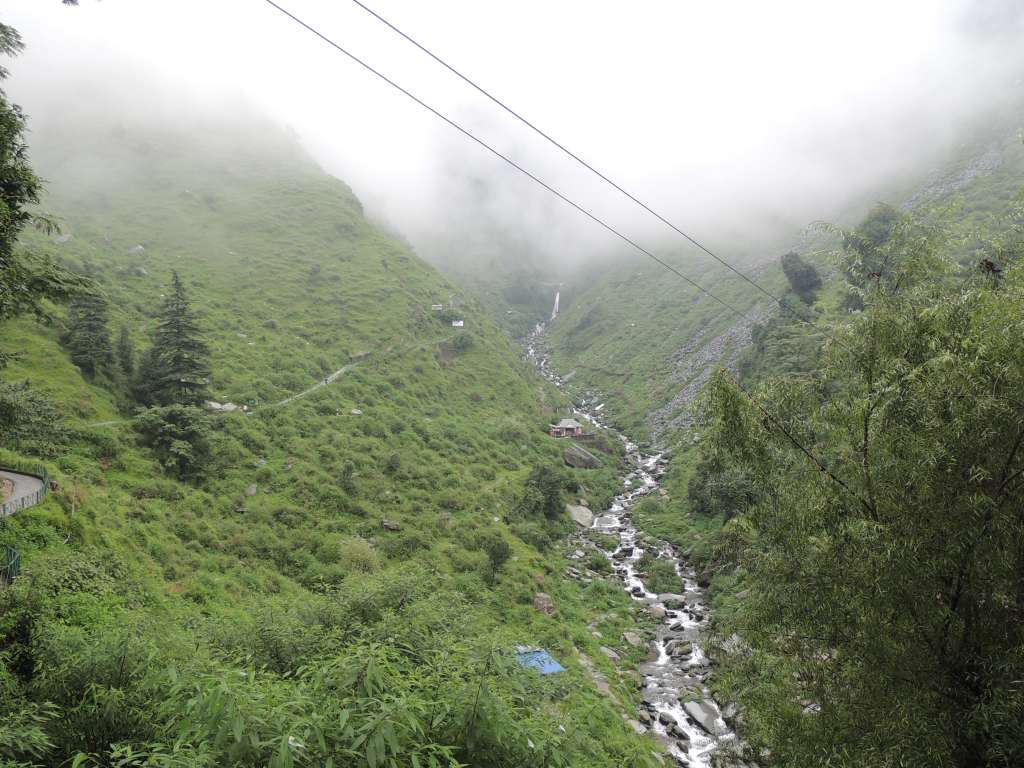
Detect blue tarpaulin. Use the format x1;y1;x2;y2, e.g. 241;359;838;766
515;649;565;675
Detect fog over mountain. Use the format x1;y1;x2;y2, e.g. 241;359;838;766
7;0;1024;272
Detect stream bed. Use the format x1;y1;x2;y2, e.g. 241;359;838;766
527;328;740;768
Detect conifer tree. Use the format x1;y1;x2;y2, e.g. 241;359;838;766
116;324;134;378
139;271;209;406
62;292;112;378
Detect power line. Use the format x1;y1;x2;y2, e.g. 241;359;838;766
260;0;869;511
262;0;755;325
349;0;794;314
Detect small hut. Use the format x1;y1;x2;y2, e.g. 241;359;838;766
549;418;584;438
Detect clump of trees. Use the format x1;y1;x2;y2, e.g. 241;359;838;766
780;251;821;303
61;293;113;379
129;271;212;481
516;463;565;519
702;206;1024;766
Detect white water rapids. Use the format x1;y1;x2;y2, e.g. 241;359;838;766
527;326;741;768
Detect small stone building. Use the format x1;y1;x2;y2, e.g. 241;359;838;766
549;418;584;438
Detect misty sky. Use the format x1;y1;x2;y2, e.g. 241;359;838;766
6;0;1024;270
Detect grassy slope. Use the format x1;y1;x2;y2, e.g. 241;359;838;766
546;251;785;440
0;119;666;765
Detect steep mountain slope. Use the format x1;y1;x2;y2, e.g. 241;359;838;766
545;124;1024;445
545;251;785;441
0;113;661;766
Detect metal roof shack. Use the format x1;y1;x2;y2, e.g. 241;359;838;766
549;418;584;438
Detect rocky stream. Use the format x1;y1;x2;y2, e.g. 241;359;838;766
527;328;741;768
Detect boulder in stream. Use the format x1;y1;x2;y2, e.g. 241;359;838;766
683;699;724;735
658;593;688;609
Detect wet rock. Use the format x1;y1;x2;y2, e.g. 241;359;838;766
381;519;402;531
669;723;690;740
659;593;688;609
533;592;556;615
668;640;692;658
566;504;594;528
613;546;634;559
647;641;661;661
638;708;652;724
682;699;723;735
658;711;676;726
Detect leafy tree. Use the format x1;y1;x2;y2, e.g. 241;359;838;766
475;529;511;583
705;225;1024;766
0;22;87;325
116;324;134;378
686;453;757;520
137;272;210;406
61;292;112;378
780;251;822;303
840;202;905;288
516;463;564;520
134;404;212;482
0;380;67;456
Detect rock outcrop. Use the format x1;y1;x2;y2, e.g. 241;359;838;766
563;443;602;469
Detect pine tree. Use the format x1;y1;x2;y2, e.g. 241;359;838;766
116;324;134;378
62;292;112;378
139;271;210;406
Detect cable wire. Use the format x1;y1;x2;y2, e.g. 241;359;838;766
350;0;795;313
262;0;755;324
260;0;868;508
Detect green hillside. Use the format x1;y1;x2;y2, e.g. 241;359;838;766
0;111;663;766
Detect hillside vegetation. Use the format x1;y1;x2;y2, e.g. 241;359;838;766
0;88;662;765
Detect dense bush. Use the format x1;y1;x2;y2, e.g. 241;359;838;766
134;404;212;482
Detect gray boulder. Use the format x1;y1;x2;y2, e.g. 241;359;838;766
533;592;556;615
563;443;602;469
566;504;594;528
683;699;723;735
659;593;688;609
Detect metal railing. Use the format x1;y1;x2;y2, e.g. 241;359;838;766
0;545;20;584
0;467;49;519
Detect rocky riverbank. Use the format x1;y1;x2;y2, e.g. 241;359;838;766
527;327;745;767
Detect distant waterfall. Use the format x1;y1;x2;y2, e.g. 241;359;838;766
550;290;560;321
